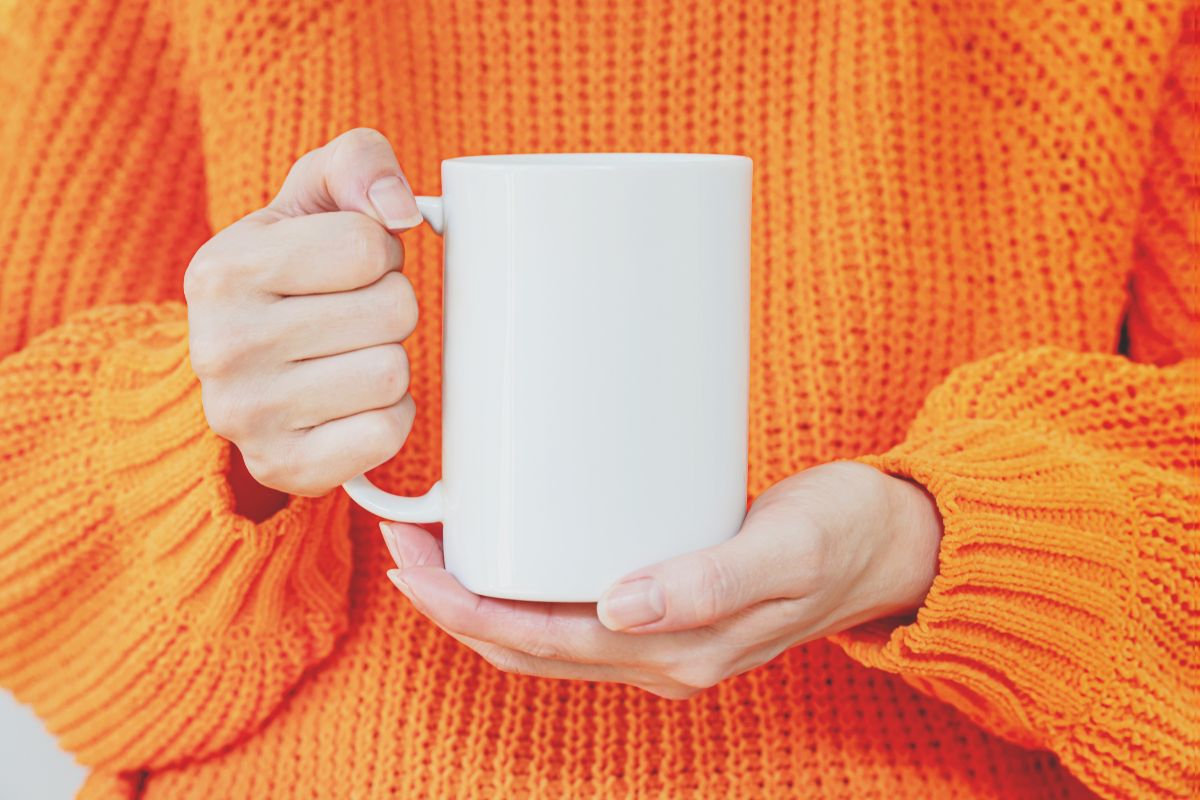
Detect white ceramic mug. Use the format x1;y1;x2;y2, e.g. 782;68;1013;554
343;153;751;601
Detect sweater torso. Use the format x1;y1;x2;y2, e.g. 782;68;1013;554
3;1;1183;797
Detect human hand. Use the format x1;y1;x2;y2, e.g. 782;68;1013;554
381;461;943;698
185;128;423;496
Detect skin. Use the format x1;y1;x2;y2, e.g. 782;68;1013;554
187;129;945;695
186;128;427;497
382;461;944;699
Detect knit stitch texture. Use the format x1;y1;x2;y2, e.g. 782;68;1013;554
0;1;1195;798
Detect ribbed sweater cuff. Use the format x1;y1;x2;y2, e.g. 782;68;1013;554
97;321;353;635
0;305;353;769
830;419;1136;748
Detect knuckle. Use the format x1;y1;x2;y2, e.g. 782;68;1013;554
188;326;253;380
339;126;390;152
290;147;323;175
691;551;738;625
346;216;393;274
366;403;413;463
379;272;418;338
183;248;234;301
276;148;322;203
187;332;226;378
374;345;411;404
200;383;250;440
382;409;414;452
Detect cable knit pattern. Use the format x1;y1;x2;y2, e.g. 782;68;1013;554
0;1;1195;799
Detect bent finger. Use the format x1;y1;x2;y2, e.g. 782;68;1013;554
274;271;418;360
278;344;410;430
289;394;416;491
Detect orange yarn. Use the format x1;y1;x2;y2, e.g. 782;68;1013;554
0;1;1196;798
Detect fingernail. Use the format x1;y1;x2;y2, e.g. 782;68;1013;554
379;522;404;569
368;175;423;230
386;568;411;594
598;577;666;630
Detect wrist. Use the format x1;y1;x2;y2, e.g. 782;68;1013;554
881;472;943;614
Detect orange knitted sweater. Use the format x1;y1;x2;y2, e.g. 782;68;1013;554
0;1;1196;798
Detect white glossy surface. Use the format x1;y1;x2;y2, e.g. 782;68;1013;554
344;153;752;601
0;690;85;798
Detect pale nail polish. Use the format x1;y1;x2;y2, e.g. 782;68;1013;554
598;577;666;630
368;175;423;230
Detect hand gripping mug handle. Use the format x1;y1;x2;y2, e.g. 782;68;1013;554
341;195;445;523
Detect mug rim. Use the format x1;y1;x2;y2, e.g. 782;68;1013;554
443;152;751;168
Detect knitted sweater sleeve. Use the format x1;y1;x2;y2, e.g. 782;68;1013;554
0;303;354;771
831;28;1198;799
0;1;353;773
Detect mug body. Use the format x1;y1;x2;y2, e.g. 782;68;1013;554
438;154;751;601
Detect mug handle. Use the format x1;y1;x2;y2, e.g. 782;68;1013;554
341;195;446;523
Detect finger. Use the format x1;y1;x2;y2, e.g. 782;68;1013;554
382;526;780;694
250;211;405;296
380;521;445;572
274;272;418;359
596;507;818;634
284;394;416;492
389;572;636;681
277;344;409;430
441;629;660;688
388;564;676;667
270;127;422;231
441;615;741;700
379;528;662;681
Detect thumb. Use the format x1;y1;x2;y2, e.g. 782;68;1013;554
269;127;423;231
596;512;805;633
